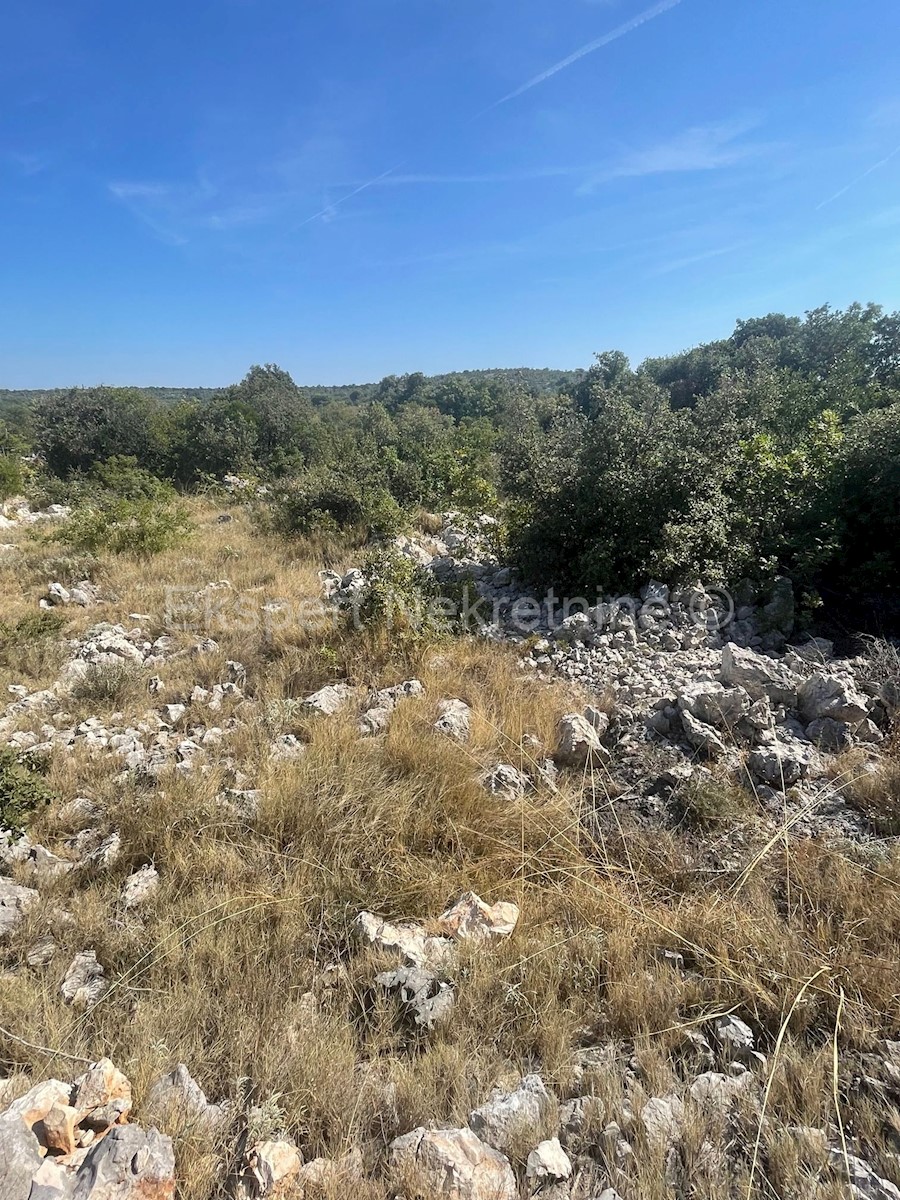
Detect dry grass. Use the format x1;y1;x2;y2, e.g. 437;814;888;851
1;499;899;1198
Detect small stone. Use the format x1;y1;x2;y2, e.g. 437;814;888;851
61;952;107;1009
303;684;353;716
437;892;519;941
525;1137;571;1185
681;709;728;757
480;763;529;798
121;864;159;909
0;875;38;940
469;1076;554;1154
376;966;455;1030
640;1095;684;1151
556;713;610;768
354;910;454;971
434;699;471;742
712;1014;755;1059
583;705;611;737
27;936;58;967
242;1139;301;1197
689;1070;756;1112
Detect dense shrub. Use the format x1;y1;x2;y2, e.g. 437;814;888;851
0;748;53;834
0;611;66;652
270;473;403;542
70;660;143;706
60;496;192;559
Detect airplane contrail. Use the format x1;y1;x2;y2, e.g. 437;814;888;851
297;163;405;228
816;143;900;210
484;0;685;112
298;0;685;225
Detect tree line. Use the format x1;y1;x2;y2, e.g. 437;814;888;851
4;302;900;617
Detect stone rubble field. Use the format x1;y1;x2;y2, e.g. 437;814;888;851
1;503;899;1200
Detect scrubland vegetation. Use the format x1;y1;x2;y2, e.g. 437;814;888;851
1;304;900;1199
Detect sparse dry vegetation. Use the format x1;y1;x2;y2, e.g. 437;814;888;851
0;497;898;1199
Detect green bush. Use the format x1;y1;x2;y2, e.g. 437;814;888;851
60;496;192;559
0;453;24;500
0;748;53;835
270;473;403;543
89;456;175;500
350;545;440;639
0;611;66;652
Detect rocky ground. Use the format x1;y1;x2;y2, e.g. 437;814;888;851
1;499;899;1199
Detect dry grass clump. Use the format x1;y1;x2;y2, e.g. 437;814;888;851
837;742;900;836
1;500;900;1197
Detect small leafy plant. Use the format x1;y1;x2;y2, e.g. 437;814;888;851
0;748;53;834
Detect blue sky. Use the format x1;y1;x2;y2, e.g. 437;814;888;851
3;0;900;387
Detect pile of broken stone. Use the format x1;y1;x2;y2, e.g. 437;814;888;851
0;1054;311;1200
325;518;898;842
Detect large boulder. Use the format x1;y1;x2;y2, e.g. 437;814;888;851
798;673;870;726
0;1113;44;1200
72;1124;176;1200
390;1127;517;1200
142;1065;225;1133
828;1149;900;1200
721;644;799;708
71;1059;132;1132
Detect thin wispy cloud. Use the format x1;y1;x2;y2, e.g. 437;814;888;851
816;142;900;210
362;166;585;187
484;0;684;112
651;240;748;276
577;118;766;191
6;151;49;176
